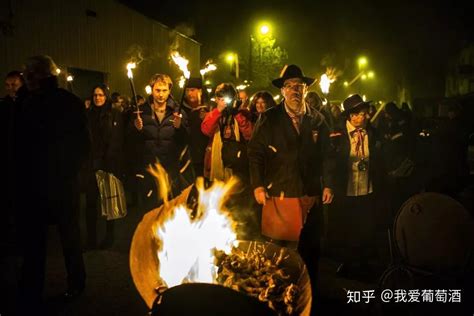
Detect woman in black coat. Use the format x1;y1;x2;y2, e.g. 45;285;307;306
83;84;124;249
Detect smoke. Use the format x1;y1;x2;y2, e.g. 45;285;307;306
126;44;145;65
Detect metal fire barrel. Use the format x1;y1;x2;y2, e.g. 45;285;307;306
129;185;312;315
394;192;474;274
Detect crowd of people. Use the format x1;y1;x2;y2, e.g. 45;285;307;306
1;55;472;315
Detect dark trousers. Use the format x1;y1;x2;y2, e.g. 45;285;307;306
193;162;204;178
298;203;323;314
85;174;114;246
328;193;377;264
16;188;85;309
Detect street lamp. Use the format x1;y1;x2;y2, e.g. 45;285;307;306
226;52;239;79
249;22;272;81
358;56;368;69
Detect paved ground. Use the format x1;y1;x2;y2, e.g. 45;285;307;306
1;188;473;316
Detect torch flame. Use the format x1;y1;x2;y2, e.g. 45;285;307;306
171;51;190;79
150;164;238;288
178;76;186;89
147;162;170;206
319;67;339;94
200;62;217;76
127;62;136;79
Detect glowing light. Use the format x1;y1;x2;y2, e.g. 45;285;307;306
178;76;186;88
362;95;367;101
319;74;335;94
344;81;349;87
127;62;136;79
206;88;212;93
150;163;238;288
260;25;269;35
225;53;235;63
56;68;61;74
205;80;211;85
274;95;280;101
171;51;190;79
361;74;367;80
200;62;217;76
145;85;152;95
224;97;232;105
368;71;375;79
66;75;73;82
358;56;368;68
236;84;247;91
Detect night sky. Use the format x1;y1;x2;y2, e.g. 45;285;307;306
121;0;473;100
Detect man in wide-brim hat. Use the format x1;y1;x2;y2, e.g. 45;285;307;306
248;64;336;303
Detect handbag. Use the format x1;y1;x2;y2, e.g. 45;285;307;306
261;196;316;241
95;170;127;220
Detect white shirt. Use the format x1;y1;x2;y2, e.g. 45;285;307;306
346;120;372;196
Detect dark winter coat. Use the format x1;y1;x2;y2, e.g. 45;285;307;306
247;102;331;197
85;103;124;176
14;77;90;217
130;98;189;178
323;121;383;196
182;102;209;165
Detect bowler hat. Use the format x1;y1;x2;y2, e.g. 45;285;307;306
272;64;315;88
341;94;371;115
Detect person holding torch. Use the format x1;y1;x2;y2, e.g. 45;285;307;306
130;73;189;212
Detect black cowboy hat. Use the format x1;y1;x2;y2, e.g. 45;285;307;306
272;64;315;88
341;94;371;115
186;77;203;89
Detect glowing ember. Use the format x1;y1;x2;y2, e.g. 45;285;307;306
171;51;190;79
151;168;238;288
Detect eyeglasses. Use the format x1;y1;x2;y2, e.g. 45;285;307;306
283;83;305;91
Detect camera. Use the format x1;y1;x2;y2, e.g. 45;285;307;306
357;158;368;171
222;95;242;109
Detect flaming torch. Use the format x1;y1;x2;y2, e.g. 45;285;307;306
319;67;338;96
319;67;339;132
127;62;141;117
66;74;74;93
200;61;217;77
171;51;190;114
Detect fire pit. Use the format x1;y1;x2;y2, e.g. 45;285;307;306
130;181;312;315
